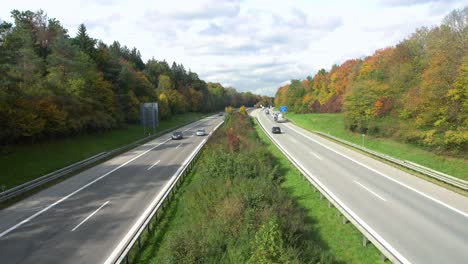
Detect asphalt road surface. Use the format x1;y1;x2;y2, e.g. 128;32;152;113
0;115;223;264
254;109;468;264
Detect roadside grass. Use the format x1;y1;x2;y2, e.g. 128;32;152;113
286;113;467;181
0;112;207;190
130;154;204;263
134;114;340;263
253;118;383;264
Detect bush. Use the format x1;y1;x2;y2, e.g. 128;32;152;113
444;130;468;153
239;105;247;115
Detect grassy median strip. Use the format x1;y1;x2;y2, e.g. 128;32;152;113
253;118;382;263
286;113;467;181
0;112;207;190
134;113;342;263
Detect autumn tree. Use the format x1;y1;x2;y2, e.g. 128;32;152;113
0;9;265;145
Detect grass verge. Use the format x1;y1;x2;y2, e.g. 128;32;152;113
253;117;383;263
286;113;467;181
133;113;340;263
0;112;208;190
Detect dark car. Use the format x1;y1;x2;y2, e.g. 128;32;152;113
272;126;281;134
171;131;183;140
218;112;224;116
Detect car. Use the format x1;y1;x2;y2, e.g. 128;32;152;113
272;126;281;134
171;131;183;140
218;112;224;116
265;109;269;115
196;128;205;136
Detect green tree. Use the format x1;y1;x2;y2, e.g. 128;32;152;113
72;24;97;61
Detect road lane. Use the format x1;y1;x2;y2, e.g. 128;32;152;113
255;109;468;264
0;115;223;263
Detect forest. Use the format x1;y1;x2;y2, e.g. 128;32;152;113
0;10;271;144
274;7;467;154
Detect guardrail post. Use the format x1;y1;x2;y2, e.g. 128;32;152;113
319;193;323;200
362;236;368;247
342;216;348;224
126;254;129;264
327;200;332;208
381;253;387;262
138;237;141;249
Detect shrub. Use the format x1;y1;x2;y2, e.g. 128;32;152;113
239;105;247;115
444;130;468;152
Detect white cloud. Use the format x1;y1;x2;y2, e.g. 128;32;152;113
380;0;458;7
0;0;465;96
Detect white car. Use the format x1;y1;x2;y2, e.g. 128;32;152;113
196;129;205;136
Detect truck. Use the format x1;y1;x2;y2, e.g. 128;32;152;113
276;113;286;123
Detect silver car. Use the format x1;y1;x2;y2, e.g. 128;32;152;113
196;129;205;136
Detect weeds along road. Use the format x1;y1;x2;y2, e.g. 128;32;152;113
253;109;468;264
0;115;223;264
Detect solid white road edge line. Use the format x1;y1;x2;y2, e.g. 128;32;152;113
104;120;224;264
176;143;183;149
71;200;110;232
354;181;387;202
258;113;411;264
283;122;468;219
0;118;208;239
147;160;161;171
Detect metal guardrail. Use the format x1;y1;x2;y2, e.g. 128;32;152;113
0;117;209;203
256;114;404;263
0;152;107;203
107;120;224;264
313;131;468;191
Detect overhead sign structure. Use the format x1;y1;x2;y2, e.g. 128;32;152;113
280;106;287;113
140;102;159;135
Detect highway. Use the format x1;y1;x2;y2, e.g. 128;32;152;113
0;114;223;264
253;109;468;264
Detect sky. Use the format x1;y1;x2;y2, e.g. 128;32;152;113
0;0;465;96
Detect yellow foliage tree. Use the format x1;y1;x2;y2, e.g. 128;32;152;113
239;105;247;115
158;93;171;120
225;106;234;114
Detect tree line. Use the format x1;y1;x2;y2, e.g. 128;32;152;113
0;10;271;144
275;7;467;154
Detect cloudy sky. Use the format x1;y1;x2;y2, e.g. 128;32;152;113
0;0;465;95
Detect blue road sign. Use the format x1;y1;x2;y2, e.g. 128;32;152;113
280;106;287;113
